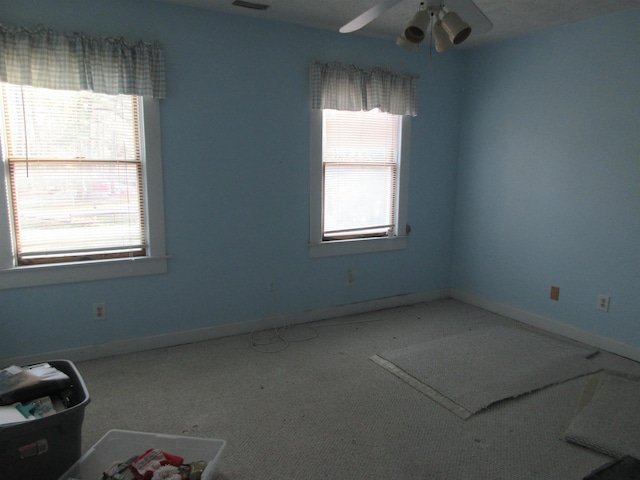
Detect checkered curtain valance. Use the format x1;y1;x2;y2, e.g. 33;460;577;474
311;62;418;116
0;24;166;98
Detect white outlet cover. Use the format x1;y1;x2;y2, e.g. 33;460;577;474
597;295;610;312
93;302;107;320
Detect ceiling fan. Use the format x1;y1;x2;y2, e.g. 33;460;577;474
340;0;492;52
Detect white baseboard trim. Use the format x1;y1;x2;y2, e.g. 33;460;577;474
3;289;450;366
450;288;640;362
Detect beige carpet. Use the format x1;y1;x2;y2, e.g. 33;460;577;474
73;299;640;479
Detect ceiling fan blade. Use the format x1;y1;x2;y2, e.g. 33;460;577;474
339;0;405;33
444;0;493;34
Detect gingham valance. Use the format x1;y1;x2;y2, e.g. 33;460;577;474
311;62;418;116
0;24;166;98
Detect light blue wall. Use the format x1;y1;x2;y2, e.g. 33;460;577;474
3;1;637;362
0;0;463;359
453;10;640;347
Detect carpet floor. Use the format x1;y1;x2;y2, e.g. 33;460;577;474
76;299;640;479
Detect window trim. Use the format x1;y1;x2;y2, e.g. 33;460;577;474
309;109;411;258
0;96;168;289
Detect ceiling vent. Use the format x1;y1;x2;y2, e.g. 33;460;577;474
232;0;270;11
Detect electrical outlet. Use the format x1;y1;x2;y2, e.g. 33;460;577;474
597;295;610;312
550;286;560;301
93;302;107;321
346;269;356;286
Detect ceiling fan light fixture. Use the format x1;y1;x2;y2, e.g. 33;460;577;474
432;21;453;52
441;11;472;44
403;10;431;44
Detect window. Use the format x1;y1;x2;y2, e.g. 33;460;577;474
310;108;411;257
323;108;400;240
0;85;167;289
309;62;416;257
0;24;167;288
2;84;144;264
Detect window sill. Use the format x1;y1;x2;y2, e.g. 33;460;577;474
309;236;407;258
0;255;170;290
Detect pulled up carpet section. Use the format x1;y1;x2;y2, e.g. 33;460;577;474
564;371;640;459
371;325;601;419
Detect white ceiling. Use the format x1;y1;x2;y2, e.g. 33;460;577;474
153;0;640;48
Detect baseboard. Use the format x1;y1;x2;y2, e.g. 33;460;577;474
450;288;640;363
3;289;450;366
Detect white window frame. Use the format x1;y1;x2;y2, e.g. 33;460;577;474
309;109;411;258
0;96;168;289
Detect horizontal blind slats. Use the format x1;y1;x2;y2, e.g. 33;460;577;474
322;109;400;240
1;84;146;264
323;109;398;164
3;84;139;161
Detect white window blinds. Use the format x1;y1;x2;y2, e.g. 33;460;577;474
1;83;145;265
322;109;400;240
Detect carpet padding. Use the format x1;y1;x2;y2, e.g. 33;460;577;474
565;372;640;458
373;325;601;418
